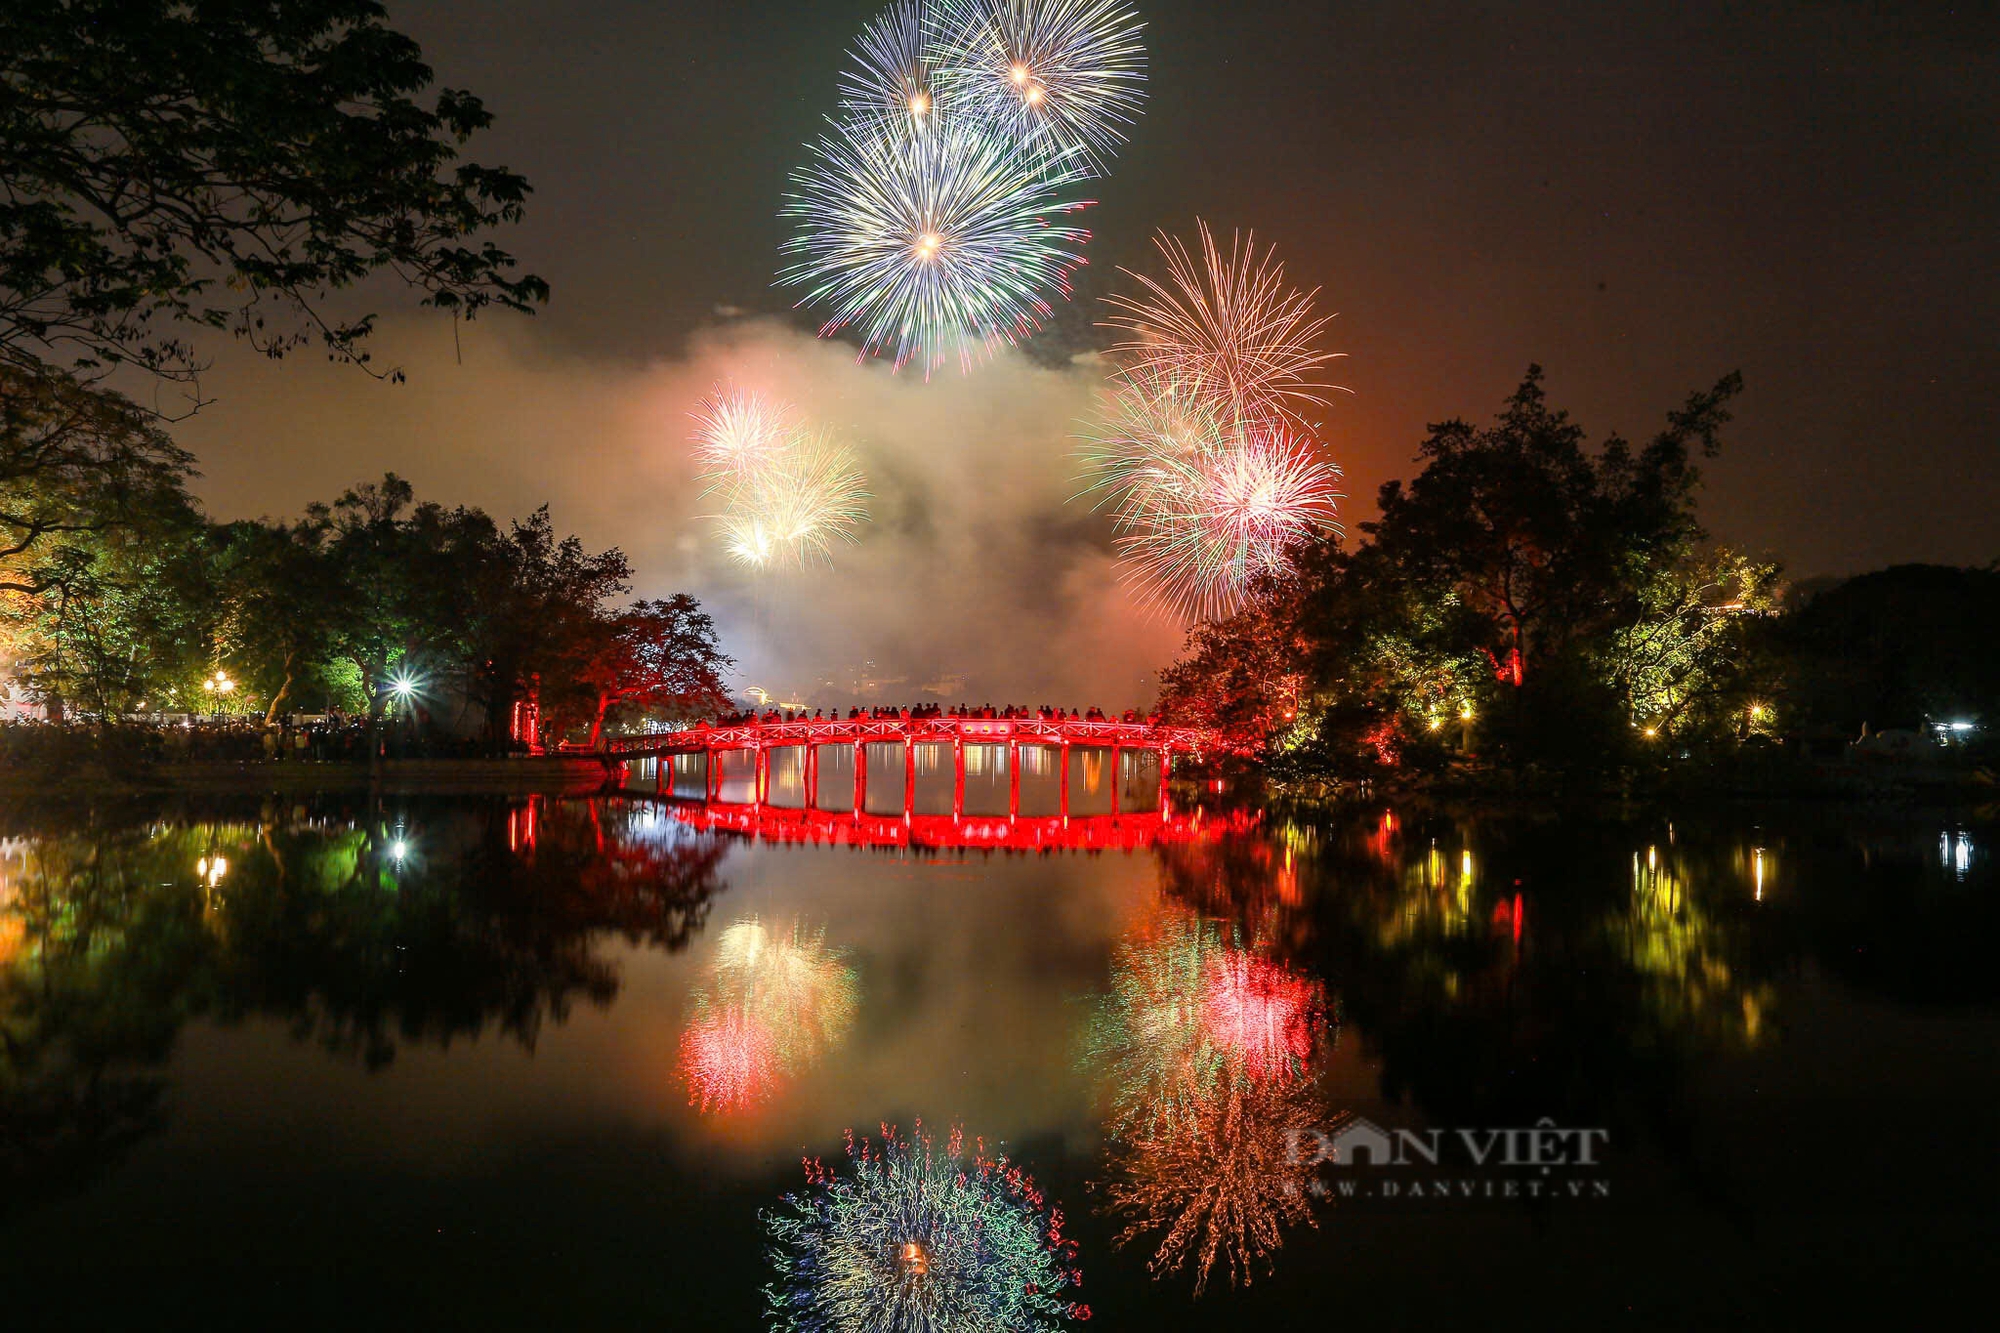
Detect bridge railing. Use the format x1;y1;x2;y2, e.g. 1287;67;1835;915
604;714;1220;819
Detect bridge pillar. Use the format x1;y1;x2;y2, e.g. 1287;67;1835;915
952;738;964;819
755;744;768;806
706;749;718;801
1059;742;1070;818
1008;739;1020;817
1158;746;1171;812
904;737;916;810
853;741;866;816
805;744;817;808
1110;743;1122;816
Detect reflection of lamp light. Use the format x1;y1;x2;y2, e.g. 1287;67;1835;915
196;855;227;887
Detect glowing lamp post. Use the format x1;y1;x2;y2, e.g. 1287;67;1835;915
203;673;234;716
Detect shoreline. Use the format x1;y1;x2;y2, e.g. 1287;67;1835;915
5;754;622;798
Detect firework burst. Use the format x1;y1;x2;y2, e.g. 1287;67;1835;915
780;113;1095;373
1103;222;1345;429
839;0;939;133
765;1123;1089;1330
692;388;870;570
1079;221;1348;621
691;386;795;488
928;0;1149;177
1079;379;1342;622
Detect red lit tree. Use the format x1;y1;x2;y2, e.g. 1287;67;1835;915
567;594;732;748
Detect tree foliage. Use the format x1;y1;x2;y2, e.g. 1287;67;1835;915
1;0;546;385
1159;366;1772;785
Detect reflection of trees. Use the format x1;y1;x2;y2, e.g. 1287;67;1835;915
0;797;727;1213
1625;844;1773;1046
677;916;857;1115
1152;823;1311;951
1295;810;1778;1169
1086;903;1331;1292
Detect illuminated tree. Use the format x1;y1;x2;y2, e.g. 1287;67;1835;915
564;594;734;748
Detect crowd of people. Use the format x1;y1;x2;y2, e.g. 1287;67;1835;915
704;703;1162;727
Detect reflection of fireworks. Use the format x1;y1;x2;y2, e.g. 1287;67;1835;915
779;112;1094;373
1085;907;1328;1137
1087;904;1331;1292
691;389;870;570
1079;376;1342;621
1104;1077;1322;1294
678;916;859;1115
1103;222;1344;429
765;1123;1088;1330
928;0;1149;176
679;1007;782;1114
713;917;859;1071
1201;953;1319;1084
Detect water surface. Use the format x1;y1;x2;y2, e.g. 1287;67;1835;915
2;795;1992;1328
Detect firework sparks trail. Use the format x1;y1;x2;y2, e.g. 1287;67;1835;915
764;1123;1089;1330
928;0;1149;177
1103;221;1346;430
779;113;1095;374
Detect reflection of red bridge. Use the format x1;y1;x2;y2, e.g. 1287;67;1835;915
654;798;1262;853
608;715;1219;820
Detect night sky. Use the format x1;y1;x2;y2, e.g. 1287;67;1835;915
175;0;2000;700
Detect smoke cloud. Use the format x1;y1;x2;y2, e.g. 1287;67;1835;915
172;316;1188;709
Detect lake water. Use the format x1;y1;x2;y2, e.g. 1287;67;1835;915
2;794;1993;1329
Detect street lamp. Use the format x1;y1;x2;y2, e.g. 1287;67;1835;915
203;672;235;716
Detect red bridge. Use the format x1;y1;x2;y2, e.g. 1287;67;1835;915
608;714;1218;820
654;800;1261;853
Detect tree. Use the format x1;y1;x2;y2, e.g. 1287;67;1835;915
211;518;345;721
1;0;546;387
1368;365;1740;692
311;474;479;739
0;367;193;593
456;506;632;750
0;477;213;717
1155;367;1760;785
1156;567;1312;752
565;595;733;748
